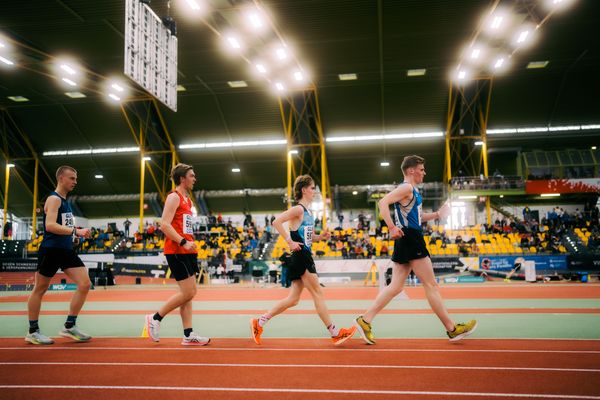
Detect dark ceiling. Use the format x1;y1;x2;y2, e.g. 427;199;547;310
1;0;599;217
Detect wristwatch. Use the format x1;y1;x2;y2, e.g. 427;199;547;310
179;238;187;246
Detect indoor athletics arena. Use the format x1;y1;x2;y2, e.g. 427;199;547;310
1;0;599;399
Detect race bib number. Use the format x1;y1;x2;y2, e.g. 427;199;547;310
304;225;313;247
61;212;74;228
183;214;193;235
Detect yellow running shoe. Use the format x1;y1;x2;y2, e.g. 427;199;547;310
354;316;376;345
332;326;356;346
447;320;478;342
250;318;263;345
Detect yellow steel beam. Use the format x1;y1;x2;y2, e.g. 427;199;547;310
279;88;331;225
444;81;454;184
146;162;166;202
32;159;39;240
2;163;11;239
120;105;141;147
139;125;145;232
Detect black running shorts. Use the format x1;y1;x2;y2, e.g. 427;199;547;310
288;250;317;281
391;228;430;265
165;253;199;281
37;247;85;278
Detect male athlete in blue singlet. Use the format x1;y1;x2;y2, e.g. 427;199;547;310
251;175;356;346
355;155;478;343
25;166;92;345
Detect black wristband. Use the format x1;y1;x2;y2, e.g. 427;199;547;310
179;238;187;246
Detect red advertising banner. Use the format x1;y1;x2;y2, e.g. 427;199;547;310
526;179;600;194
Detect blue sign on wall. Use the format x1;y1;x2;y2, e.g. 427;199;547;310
479;255;567;272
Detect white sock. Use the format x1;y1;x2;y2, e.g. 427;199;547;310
327;323;340;337
258;313;271;327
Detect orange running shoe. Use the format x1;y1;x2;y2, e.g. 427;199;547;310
332;326;356;346
250;318;263;345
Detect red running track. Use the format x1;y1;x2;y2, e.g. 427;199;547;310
0;338;599;400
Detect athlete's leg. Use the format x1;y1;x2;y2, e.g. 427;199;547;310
361;262;411;323
27;272;52;321
410;257;454;331
62;267;92;317
159;275;197;320
266;279;304;317
300;271;332;327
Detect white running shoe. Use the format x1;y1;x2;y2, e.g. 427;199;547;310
181;332;210;346
59;326;92;341
145;314;161;342
25;331;54;345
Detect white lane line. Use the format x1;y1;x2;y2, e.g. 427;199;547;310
1;361;598;373
1;346;599;354
0;385;598;399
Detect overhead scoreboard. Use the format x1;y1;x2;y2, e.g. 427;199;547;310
125;0;178;111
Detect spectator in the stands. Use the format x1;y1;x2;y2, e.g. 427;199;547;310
380;242;389;256
522;206;531;221
588;233;600;251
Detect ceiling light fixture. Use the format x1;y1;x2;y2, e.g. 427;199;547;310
275;47;287;60
62;77;77;87
179;139;286;150
111;83;125;92
407;69;426;77
65;92;86;98
185;0;202;11
339;73;357;81
274;82;285;92
7;96;29;102
0;55;14;65
527;61;549;69
60;63;77;75
326;131;443;143
227;36;241;49
255;63;267;74
228;80;247;88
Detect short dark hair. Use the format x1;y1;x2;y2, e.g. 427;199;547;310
55;165;77;180
293;175;314;201
171;163;193;185
401;155;425;173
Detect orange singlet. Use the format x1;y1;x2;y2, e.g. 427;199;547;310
164;191;196;255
